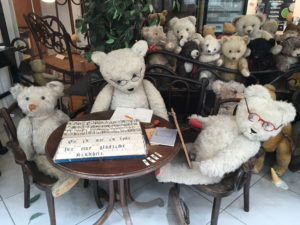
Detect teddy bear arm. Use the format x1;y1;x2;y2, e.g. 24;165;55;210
17;118;35;161
91;84;114;113
238;58;250;77
41;72;59;80
55;110;70;125
275;55;289;72
274;137;293;176
143;80;169;121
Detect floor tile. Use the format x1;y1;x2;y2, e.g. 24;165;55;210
77;209;124;225
225;177;300;225
206;211;246;225
4;185;100;225
0;200;14;225
278;170;300;195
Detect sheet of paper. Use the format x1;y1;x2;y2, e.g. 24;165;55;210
150;127;177;147
110;107;153;123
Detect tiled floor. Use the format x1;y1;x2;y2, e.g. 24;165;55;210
1;110;300;225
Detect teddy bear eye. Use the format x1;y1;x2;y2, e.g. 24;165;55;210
237;50;240;53
214;48;216;51
186;28;189;31
206;44;209;47
177;30;179;33
41;96;45;100
252;24;255;27
155;33;158;35
229;50;232;53
25;97;29;101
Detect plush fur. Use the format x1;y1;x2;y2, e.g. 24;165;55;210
223;22;235;35
203;25;215;37
141;25;170;69
91;40;169;121
247;38;276;71
176;40;200;78
212;80;245;115
254;84;295;176
199;35;223;89
220;35;250;81
29;59;59;86
156;85;296;185
275;36;300;72
288;72;300;90
262;20;278;36
232;14;282;55
10;81;78;197
147;10;168;26
70;33;81;54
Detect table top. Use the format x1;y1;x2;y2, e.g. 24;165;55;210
45;111;181;180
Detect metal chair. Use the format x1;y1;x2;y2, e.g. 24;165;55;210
23;12;97;84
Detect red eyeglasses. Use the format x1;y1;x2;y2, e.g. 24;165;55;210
244;98;282;132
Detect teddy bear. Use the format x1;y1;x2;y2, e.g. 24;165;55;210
10;81;79;197
212;80;245;115
176;40;200;78
203;25;215;37
166;16;203;51
156;85;296;185
70;33;81;54
216;22;236;39
262;20;278;37
219;35;250;82
275;36;300;72
198;34;223;89
29;59;59;86
287;72;300;90
147;10;168;26
247;38;276;71
253;84;295;176
232;14;282;55
141;25;170;70
90;40;169;121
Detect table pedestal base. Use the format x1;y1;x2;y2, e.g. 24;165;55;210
94;179;164;225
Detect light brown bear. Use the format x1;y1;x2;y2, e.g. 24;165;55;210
203;25;216;37
254;84;294;176
147;10;168;26
220;35;250;81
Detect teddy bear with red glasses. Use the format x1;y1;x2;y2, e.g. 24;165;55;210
156;85;296;185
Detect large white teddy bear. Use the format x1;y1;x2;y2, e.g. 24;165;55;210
10;81;79;197
91;40;169;121
156;85;296;185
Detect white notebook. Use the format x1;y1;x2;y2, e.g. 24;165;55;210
150;127;177;147
110;107;153;123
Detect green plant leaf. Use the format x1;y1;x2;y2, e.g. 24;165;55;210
106;39;115;44
28;212;44;225
149;4;153;13
30;194;41;204
173;0;176;8
130;9;136;15
176;0;180;10
142;4;149;12
113;10;118;19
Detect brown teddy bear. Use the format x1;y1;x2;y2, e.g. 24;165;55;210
254;84;294;176
287;72;300;90
222;22;235;35
203;25;215;37
219;35;250;81
29;59;59;86
147;10;168;26
275;35;300;72
70;33;81;54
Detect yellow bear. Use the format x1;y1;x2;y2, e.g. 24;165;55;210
147;10;168;25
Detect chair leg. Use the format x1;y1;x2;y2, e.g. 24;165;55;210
83;179;89;188
243;173;252;212
22;166;30;208
45;188;56;225
211;197;221;225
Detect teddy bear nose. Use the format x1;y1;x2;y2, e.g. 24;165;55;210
250;128;257;134
28;104;37;111
181;35;183;38
207;50;211;53
297;54;300;56
232;57;236;60
247;29;251;33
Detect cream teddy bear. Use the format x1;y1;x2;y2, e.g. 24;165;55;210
198;34;223;89
156;85;296;185
91;40;169;121
10;81;79;197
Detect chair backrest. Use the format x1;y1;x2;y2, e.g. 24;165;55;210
23;12;74;71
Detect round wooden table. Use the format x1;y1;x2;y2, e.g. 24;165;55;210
45;111;181;225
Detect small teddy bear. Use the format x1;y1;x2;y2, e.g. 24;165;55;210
253;84;294;177
10;81;79;197
147;10;168;26
70;33;81;54
29;59;59;86
141;25;170;70
156;85;296;185
220;35;250;81
199;35;223;89
275;36;300;72
203;25;216;37
212;80;245;115
232;14;282;55
91;40;169;121
176;40;200;78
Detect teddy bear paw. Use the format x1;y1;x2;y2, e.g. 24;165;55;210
273;165;287;177
216;59;223;67
52;176;79;197
179;39;187;47
241;69;250;77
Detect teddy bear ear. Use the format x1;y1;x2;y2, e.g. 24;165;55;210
187;16;196;25
232;15;243;26
256;13;266;25
168;17;179;28
192;38;201;46
242;36;250;45
221;36;230;44
162;10;168;16
46;81;64;97
10;83;25;99
131;40;148;57
91;51;106;66
244;85;272;100
275;101;296;125
212;80;224;94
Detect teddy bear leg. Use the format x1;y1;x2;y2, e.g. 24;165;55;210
253;150;265;173
273;138;292;176
34;155;79;197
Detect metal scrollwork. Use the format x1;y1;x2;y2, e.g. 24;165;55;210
56;0;84;5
